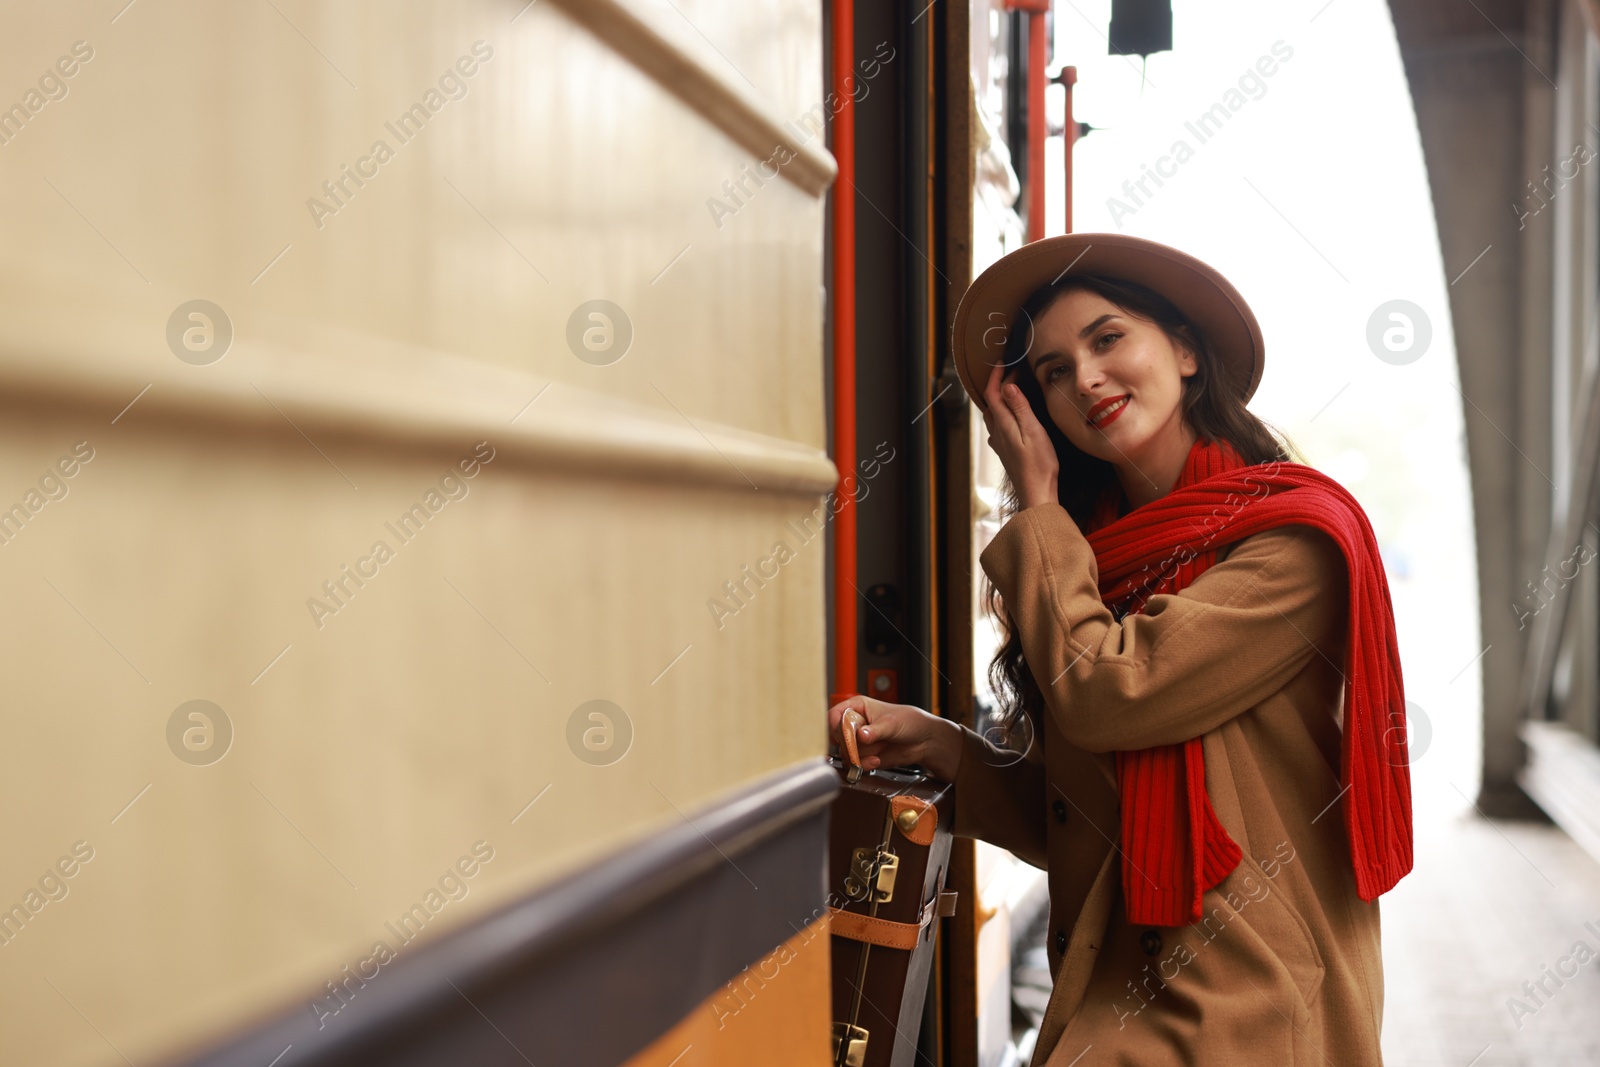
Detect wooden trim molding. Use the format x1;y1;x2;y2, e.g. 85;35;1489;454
169;759;840;1066
545;0;837;197
0;303;839;497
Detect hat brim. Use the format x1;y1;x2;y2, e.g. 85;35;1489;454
951;233;1264;413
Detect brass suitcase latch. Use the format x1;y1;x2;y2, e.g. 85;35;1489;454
844;848;898;903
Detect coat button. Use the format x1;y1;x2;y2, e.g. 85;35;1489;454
1052;800;1068;823
1140;929;1163;956
1054;930;1067;955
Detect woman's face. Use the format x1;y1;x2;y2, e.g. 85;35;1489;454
1017;288;1198;469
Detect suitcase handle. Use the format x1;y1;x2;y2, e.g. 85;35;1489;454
829;694;889;785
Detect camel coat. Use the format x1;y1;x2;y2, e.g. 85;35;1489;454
954;503;1386;1066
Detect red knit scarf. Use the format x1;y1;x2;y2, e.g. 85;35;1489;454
1082;436;1413;927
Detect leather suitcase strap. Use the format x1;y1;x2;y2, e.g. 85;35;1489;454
827;898;933;951
828;889;957;951
890;796;939;846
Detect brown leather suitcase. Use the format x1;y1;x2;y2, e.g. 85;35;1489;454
825;706;958;1067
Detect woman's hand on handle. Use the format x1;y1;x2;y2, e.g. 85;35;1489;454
826;694;964;783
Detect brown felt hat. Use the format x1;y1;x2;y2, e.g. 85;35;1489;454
950;233;1265;412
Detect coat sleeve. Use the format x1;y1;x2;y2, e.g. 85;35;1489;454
951;719;1048;870
978;503;1349;755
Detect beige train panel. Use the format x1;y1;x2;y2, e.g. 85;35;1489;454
597;0;837;140
548;0;836;196
0;395;832;1064
0;0;830;450
0;0;833;1064
0;292;838;497
621;917;835;1066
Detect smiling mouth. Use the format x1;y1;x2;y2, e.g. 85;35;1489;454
1087;395;1130;428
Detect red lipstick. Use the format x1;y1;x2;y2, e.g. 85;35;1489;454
1086;394;1130;429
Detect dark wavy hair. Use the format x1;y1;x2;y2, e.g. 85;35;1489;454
982;273;1306;748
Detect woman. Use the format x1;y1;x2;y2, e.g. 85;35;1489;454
826;234;1414;1065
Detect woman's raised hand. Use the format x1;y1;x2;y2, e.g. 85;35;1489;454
980;361;1060;510
826;694;963;783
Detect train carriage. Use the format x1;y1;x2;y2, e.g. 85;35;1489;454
0;0;1079;1063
